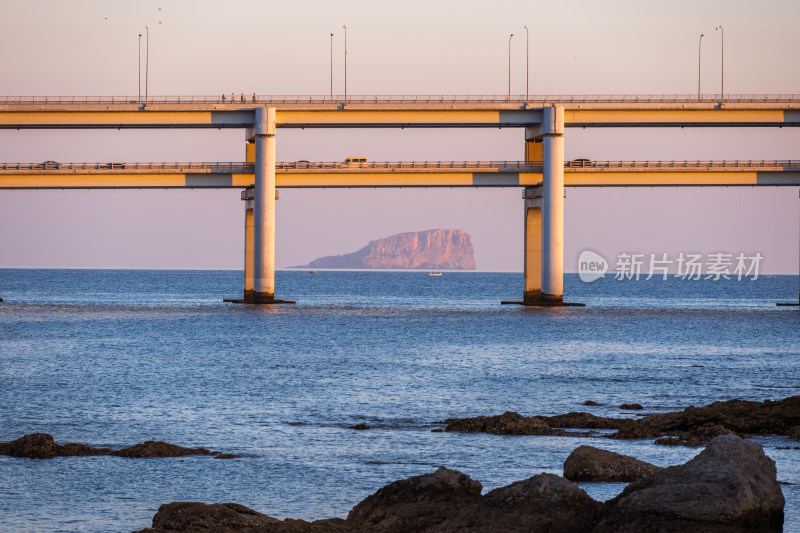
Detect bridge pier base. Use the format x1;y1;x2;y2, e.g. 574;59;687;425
226;107;294;305
503;106;583;307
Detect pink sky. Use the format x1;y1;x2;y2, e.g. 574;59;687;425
0;0;798;272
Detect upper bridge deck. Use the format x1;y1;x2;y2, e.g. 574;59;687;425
1;94;799;128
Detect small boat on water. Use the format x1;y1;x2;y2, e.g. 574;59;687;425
309;271;317;274
428;272;442;276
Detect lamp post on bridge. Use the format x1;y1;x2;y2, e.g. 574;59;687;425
508;33;514;100
138;32;142;103
697;33;704;99
715;25;724;102
145;25;150;103
330;33;334;99
342;25;347;102
523;25;529;102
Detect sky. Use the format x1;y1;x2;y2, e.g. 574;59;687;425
0;0;799;273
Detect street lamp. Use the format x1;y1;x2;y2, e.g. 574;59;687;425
330;33;334;99
697;33;704;99
342;25;347;102
715;25;724;101
508;33;514;100
145;25;150;103
138;33;142;102
523;25;529;101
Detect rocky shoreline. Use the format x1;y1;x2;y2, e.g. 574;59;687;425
0;433;238;459
132;434;784;532
438;395;800;447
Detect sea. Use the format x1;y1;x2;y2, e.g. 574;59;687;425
0;269;798;532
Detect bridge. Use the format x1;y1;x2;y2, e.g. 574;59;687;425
2;94;799;305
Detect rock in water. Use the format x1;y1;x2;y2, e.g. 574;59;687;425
111;441;215;458
347;466;482;531
434;473;601;532
149;502;282;531
442;411;565;436
298;229;476;270
0;433;60;459
594;434;784;532
563;445;661;482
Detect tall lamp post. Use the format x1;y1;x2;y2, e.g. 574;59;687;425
697;33;704;99
523;25;529;102
342;25;347;102
715;25;724;101
138;32;142;102
144;25;150;103
330;33;334;99
508;33;514;100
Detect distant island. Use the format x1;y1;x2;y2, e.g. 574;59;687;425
295;229;476;270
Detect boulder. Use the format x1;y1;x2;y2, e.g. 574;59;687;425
593;434;784;532
112;441;215;458
538;412;623;430
150;502;281;531
0;433;60;459
347;466;482;531
653;424;737;447
563;446;661;482
610;420;661;440
583;400;601;406
619;404;644;410
443;412;564;436
432;473;601;532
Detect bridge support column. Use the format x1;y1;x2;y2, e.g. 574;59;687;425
226;107;294;304
244;196;254;300
503;106;582;307
252;107;276;302
523;187;542;304
541;109;564;303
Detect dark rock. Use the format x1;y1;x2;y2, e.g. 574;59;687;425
347;466;482;531
214;453;239;460
0;297;3;302
349;424;370;430
593;434;784;532
583;400;601;406
0;433;60;459
610;420;661;440
112;441;215;458
563;445;662;482
538;412;623;430
639;396;800;437
443;411;565;435
788;425;800;441
619;403;644;410
151;502;281;531
433;473;601;532
653;424;737;447
59;442;111;456
0;434;233;459
135;502;356;532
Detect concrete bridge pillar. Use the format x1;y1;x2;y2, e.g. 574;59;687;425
226;107;294;305
523;186;543;304
504;107;582;307
252;106;277;302
541;106;565;303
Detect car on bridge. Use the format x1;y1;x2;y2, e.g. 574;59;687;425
42;161;59;170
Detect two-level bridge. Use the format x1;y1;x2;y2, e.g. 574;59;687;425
2;94;799;305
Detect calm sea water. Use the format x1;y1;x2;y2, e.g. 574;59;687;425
0;269;799;532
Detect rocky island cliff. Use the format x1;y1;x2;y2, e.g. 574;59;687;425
297;229;476;270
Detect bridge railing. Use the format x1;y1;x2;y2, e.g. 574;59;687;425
3;160;800;172
2;94;800;105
